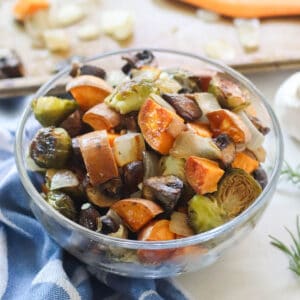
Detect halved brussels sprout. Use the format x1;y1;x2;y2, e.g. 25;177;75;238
46;169;84;199
208;73;250;112
216;168;262;218
159;155;186;182
30;127;71;168
188;195;225;233
46;191;77;221
32;97;78;127
105;80;158;114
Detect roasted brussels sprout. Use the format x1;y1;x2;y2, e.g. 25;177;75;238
188;195;225;233
46;169;84;199
32;97;79;127
170;132;222;160
162;93;202;122
166;68;201;93
253;166;268;189
143;175;184;211
155;72;182;94
123;161;144;194
216;168;262;218
30;127;71;168
46;191;77;221
79;203;102;231
159;155;186;182
121;50;155;74
208;73;249;112
105;80;158;114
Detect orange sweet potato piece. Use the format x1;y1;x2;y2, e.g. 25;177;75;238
138;219;176;264
138;99;185;155
231;152;259;174
66;75;113;112
83;103;120;130
111;199;163;232
207;109;251;144
185;156;224;194
14;0;49;21
78;130;118;186
186;122;213;138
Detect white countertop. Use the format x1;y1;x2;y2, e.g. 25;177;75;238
176;70;300;300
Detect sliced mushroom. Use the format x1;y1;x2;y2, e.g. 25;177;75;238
162;93;202;122
213;133;236;165
121;50;155;74
123;161;144;194
60;110;83;138
86;178;122;208
79;203;102;231
143;175;184;212
70;64;106;79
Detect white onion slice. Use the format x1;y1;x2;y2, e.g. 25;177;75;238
170;212;194;237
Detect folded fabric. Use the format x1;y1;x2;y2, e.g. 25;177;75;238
178;0;300;18
0;127;188;300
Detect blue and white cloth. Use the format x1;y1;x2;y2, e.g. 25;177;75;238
0;127;188;300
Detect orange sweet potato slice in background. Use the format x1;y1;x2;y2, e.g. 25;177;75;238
207;109;251;144
111;198;163;232
185;156;224;194
138;98;185;155
83;103;120;130
14;0;49;21
137;219;176;264
66;75;113;111
231;152;259;174
78;130;118;186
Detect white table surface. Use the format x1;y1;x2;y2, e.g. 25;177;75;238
1;70;299;300
176;70;300;300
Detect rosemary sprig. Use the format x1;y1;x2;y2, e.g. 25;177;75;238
269;216;300;276
281;161;300;187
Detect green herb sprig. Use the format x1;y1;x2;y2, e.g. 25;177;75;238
281;161;300;187
269;216;300;276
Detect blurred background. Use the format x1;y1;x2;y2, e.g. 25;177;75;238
1;0;300;129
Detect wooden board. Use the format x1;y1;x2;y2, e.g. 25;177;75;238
1;0;300;98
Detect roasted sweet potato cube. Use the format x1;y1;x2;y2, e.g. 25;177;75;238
185;156;224;194
66;75;113;111
207;109;251;144
78;130;118;186
231;152;259;174
83;103;121;130
111;199;163;232
138;98;185;155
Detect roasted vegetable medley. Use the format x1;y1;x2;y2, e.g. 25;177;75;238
29;50;269;246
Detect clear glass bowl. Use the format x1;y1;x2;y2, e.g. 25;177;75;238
15;49;283;278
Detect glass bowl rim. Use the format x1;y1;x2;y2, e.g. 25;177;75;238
15;48;284;250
